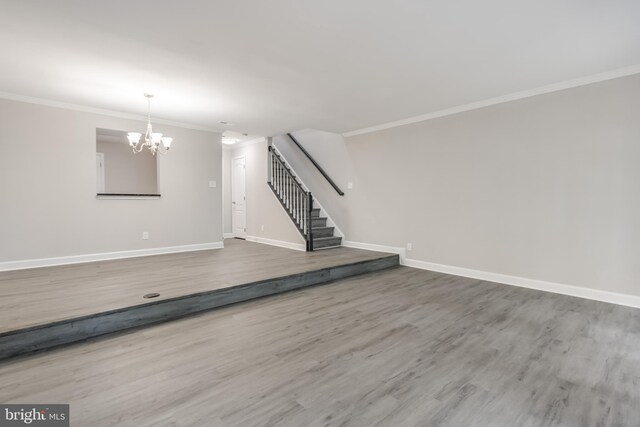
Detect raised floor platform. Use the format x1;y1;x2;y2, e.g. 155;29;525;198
0;239;398;360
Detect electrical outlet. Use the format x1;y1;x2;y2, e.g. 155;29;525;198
209;181;217;188
407;243;412;251
142;232;149;240
347;181;353;189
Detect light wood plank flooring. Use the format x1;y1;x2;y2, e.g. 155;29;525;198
0;239;387;333
1;266;639;426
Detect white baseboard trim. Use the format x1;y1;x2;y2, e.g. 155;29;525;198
223;233;235;239
0;242;225;272
246;236;306;252
343;240;640;309
404;258;640;309
342;240;407;263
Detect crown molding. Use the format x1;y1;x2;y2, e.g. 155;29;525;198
0;91;221;133
343;64;640;137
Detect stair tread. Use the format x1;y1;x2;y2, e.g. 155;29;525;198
313;236;342;241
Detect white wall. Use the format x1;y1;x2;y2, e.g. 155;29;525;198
96;139;158;194
0;98;223;263
349;73;640;296
224;138;304;247
281;74;640;299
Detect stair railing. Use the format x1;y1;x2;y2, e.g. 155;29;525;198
286;133;345;196
268;146;314;251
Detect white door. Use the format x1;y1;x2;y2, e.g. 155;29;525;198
232;156;247;238
96;153;105;193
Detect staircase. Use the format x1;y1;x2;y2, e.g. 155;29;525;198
267;145;342;250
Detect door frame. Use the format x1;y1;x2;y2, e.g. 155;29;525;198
231;155;247;238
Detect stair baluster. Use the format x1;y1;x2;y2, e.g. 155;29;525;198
267;146;341;251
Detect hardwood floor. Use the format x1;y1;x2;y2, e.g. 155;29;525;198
1;267;639;426
0;239;388;333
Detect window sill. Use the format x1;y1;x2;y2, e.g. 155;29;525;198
97;193;161;200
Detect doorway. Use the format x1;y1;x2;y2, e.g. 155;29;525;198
232;156;247;238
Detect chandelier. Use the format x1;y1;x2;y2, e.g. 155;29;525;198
127;94;173;155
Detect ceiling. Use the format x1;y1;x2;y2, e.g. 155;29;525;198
1;1;639;137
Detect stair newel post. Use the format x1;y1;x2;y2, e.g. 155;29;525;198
273;155;277;193
267;137;273;185
302;192;307;236
267;146;272;185
274;158;278;193
273;150;276;187
307;193;314;251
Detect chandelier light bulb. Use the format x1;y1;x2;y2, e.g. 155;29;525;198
151;133;163;145
127;132;142;146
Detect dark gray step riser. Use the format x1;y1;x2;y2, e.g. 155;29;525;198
312;227;334;238
311;218;327;227
313;237;343;249
0;255;400;361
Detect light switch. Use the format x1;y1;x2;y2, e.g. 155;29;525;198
347;182;353;189
209;181;217;188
